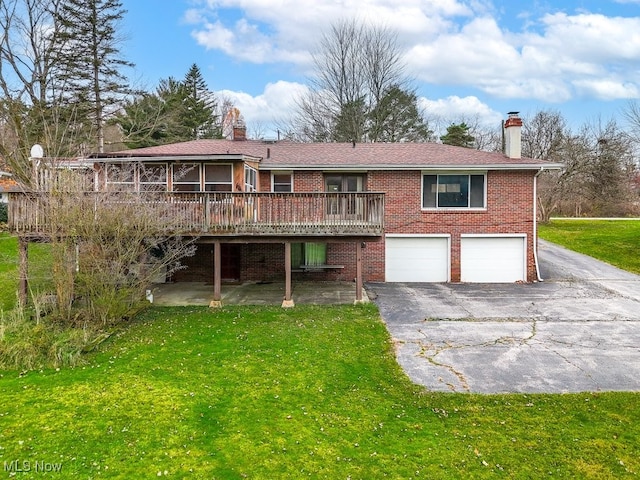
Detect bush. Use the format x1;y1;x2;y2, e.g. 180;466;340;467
0;203;7;223
0;304;112;370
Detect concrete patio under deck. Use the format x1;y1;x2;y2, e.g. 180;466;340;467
150;281;368;306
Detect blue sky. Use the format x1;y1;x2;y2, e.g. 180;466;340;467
122;0;640;138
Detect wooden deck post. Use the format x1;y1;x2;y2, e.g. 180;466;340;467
355;241;364;304
282;241;295;308
18;237;28;307
209;241;223;308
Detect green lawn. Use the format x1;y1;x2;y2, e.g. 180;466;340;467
1;225;640;478
0;233;53;311
1;305;639;479
538;219;640;275
0;233;18;310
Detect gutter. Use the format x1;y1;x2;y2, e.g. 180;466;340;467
259;163;564;172
533;167;545;281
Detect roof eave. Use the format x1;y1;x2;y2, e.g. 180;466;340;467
92;154;262;163
259;163;564;171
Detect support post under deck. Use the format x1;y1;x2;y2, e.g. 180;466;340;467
282;241;294;308
209;241;223;308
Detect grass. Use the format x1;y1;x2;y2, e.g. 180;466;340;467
0;233;52;311
1;225;639;478
0;305;638;479
538;219;640;275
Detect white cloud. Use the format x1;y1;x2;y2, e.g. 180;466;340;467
419;95;502;127
406;11;640;102
572;79;640;100
188;1;640;106
216;81;310;135
187;0;472;66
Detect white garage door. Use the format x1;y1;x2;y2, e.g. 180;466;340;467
385;236;449;282
461;236;526;283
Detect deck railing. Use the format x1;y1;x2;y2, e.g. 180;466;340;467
8;191;385;237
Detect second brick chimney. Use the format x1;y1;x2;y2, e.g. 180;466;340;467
504;112;522;159
233;124;247;141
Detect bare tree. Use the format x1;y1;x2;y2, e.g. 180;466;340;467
522;110;567;161
535;112;638;220
581;119;637;216
623;100;640;144
0;0;79;181
293;19;415;142
13;163;196;325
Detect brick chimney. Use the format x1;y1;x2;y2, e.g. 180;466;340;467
504;112;522;159
233;125;247;141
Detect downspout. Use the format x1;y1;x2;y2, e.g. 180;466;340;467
533;167;545;281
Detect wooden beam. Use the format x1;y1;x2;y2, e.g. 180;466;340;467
282;241;294;308
209;241;222;308
18;237;28;307
355;241;364;303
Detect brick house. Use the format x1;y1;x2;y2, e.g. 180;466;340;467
9;113;561;306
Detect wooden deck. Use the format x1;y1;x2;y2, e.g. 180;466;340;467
8;191;385;237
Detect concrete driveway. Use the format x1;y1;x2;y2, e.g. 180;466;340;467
367;240;640;394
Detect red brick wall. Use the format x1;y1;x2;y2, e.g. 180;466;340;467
179;169;538;284
176;241;359;283
367;169;537;282
264;169;537;283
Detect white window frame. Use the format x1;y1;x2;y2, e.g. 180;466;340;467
172;163;201;192
422;172;487;210
139;163;168;192
105;163;136;191
244;165;257;192
204;163;233;192
271;171;293;192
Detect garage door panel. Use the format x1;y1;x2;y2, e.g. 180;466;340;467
386;237;449;282
461;237;525;283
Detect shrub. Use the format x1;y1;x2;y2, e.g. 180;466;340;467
0;302;112;370
0;203;7;223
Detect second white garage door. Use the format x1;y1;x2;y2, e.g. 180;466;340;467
461;235;526;283
385;235;449;282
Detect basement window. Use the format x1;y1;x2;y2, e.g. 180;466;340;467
291;242;327;268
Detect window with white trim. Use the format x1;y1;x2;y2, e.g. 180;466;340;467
139;164;167;191
422;173;486;209
204;164;233;192
105;163;136;191
272;172;292;192
244;165;257;192
172;163;201;191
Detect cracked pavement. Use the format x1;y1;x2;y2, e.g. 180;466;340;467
366;240;640;394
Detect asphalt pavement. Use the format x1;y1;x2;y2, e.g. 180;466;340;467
367;240;640;394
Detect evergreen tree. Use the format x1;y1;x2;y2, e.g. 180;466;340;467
440;123;475;148
55;0;134;152
368;86;433;142
182;64;221;140
333;98;367;142
113;64;223;148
